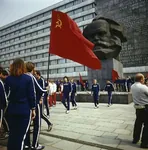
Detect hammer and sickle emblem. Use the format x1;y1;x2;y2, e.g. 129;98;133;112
55;15;62;29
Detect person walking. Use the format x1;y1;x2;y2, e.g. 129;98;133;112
4;58;36;150
105;81;115;107
131;73;148;148
61;76;71;114
24;62;46;150
70;79;77;109
91;79;100;108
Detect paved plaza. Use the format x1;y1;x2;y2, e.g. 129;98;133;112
0;102;147;150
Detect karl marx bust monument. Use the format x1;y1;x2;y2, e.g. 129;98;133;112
83;17;127;60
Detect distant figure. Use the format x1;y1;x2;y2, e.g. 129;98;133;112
52;81;57;106
91;79;100;108
70;79;77;109
85;81;89;90
131;73;148;148
127;76;132;92
105;81;114;107
61;76;71;114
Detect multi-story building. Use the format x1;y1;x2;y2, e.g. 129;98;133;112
0;0;96;80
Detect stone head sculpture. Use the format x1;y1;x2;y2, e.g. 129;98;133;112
83;17;127;60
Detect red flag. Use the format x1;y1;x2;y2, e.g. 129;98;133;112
49;10;101;70
112;69;119;82
79;73;85;87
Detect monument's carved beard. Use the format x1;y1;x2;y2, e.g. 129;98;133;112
83;17;127;60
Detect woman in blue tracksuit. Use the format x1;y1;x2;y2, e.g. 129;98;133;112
70;79;77;109
91;79;100;108
5;58;36;150
105;80;114;107
62;76;71;114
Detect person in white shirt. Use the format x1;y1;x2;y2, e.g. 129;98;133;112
47;80;53;107
52;81;57;106
131;73;148;148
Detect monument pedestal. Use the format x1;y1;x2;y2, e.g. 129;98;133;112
88;58;123;90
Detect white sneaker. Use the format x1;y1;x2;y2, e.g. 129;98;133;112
108;104;110;107
66;110;70;114
94;106;97;109
74;106;77;110
97;105;99;108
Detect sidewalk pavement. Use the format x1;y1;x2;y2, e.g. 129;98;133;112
0;102;145;150
41;102;145;150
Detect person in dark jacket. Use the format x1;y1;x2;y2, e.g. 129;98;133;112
70;79;77;109
24;62;46;150
105;81;114;107
62;76;71;114
35;70;53;131
5;58;36;150
91;79;100;108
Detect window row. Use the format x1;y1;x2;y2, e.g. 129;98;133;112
0;36;50;49
74;13;95;23
0;44;49;58
50;66;85;74
0;24;50;41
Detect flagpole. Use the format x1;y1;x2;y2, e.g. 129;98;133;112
47;53;51;81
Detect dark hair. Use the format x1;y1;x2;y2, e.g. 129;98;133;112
63;76;69;81
25;62;35;72
2;70;9;76
0;66;3;74
135;73;144;82
36;70;41;76
10;58;26;76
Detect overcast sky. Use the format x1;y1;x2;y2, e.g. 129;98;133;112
0;0;63;27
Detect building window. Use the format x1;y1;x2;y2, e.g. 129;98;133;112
75;66;84;72
43;53;48;57
32;39;36;44
84;4;93;11
58;59;65;64
20;28;26;33
44;20;50;25
50;60;57;65
44;36;49;41
20;43;25;47
43;61;48;66
74;0;83;5
38;22;44;27
65;2;74;8
44;28;49;33
26;49;31;53
20;35;25;40
74;7;83;14
67;67;74;72
20;50;25;54
44;44;49;49
50;69;57;74
74;17;83;23
15;37;19;41
38;30;44;34
66;59;73;63
44;11;51;17
58;68;65;73
37;54;42;59
31;47;36;52
84;14;94;20
67;11;74;16
15;44;19;48
32;24;38;28
32;32;37;36
36;62;42;67
37;45;43;50
31;55;37;60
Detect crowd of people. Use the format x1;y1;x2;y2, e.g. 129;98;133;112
1;58;148;150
